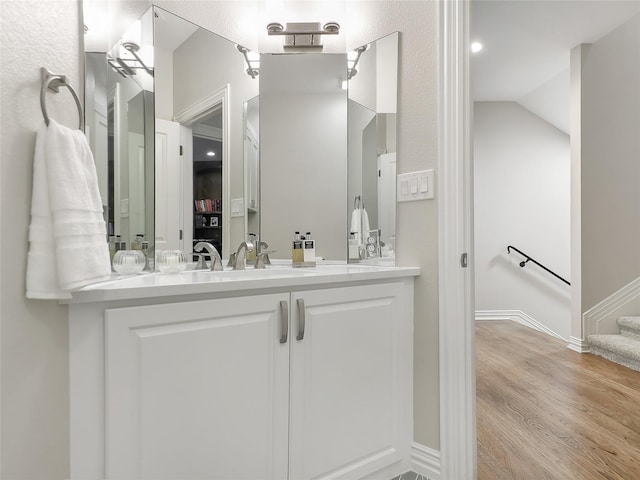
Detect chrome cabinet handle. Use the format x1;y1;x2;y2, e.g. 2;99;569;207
296;298;306;341
280;300;289;344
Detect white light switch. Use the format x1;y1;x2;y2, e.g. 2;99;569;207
231;198;244;217
397;169;435;202
401;180;409;196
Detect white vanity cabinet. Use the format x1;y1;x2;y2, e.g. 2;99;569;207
69;271;415;480
104;294;291;480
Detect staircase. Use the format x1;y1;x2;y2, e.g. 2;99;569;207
588;316;640;372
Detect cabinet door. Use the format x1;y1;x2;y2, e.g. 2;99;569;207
105;294;290;480
289;283;412;480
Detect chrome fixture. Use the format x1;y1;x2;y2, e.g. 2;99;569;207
40;68;83;130
107;42;154;78
193;241;224;271
228;241;255;270
266;21;340;49
254;241;274;269
347;44;368;80
237;45;259;79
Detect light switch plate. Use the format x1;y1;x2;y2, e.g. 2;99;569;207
231;198;244;217
397;169;435;202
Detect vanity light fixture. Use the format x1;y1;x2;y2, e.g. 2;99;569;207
347;44;368;80
471;42;483;53
206;151;216;157
121;42;154;76
267;21;340;49
237;45;259;79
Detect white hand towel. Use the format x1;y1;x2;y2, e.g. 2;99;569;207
26;120;111;299
361;206;371;238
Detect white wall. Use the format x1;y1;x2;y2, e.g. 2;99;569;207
0;1;79;477
474;102;571;340
580;14;640;312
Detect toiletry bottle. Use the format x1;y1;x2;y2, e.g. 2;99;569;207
304;231;316;265
349;232;359;260
132;234;144;250
246;233;257;264
109;235;117;261
292;231;304;266
141;240;150;271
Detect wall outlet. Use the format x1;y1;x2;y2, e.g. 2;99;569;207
397;169;435;202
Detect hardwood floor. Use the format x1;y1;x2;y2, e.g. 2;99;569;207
476;321;640;480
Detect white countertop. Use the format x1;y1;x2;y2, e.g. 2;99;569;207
65;263;420;304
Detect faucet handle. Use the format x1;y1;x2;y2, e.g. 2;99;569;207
227;252;237;268
255;250;276;269
194;253;208;270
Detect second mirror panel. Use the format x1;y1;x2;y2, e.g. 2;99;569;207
347;32;398;265
259;53;348;262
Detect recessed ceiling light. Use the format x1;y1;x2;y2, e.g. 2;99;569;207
471;42;483;53
206;151;215;157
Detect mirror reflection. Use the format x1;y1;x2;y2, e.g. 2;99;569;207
347;32;399;264
85;1;398;269
154;6;258;258
85;6;155;260
259;53;348;261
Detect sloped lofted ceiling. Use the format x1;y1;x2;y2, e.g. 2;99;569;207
471;0;640;134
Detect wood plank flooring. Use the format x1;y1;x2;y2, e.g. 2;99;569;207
476;321;640;480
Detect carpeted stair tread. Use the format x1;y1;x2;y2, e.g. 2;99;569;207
617;316;640;341
588;334;640;373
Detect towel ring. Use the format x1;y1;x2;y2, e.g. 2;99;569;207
40;68;83;130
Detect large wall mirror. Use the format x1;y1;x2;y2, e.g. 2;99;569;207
84;1;398;267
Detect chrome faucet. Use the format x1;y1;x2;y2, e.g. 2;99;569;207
230;240;255;270
193;241;223;271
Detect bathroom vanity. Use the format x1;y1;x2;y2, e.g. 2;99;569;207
68;265;418;480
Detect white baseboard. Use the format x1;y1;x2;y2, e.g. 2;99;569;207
567;336;590;353
583;276;640;336
475;310;565;342
411;442;440;480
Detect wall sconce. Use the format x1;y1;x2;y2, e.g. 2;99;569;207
266;21;340;49
237;45;259;79
347;44;368;80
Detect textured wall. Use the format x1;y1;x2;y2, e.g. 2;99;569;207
0;1;81;477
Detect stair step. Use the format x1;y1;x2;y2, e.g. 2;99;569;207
588;334;640;373
617;317;640;340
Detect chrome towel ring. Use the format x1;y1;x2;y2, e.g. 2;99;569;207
40;67;83;130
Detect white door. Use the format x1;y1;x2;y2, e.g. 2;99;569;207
155;119;182;251
104;294;290;480
289;283;411;480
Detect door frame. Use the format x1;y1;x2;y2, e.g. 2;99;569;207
437;0;476;478
174;85;231;257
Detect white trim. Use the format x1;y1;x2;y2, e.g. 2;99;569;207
475;309;566;342
568;336;590;353
437;1;476;479
583;276;640;336
173;89;225;126
173;85;231;256
411;443;440;480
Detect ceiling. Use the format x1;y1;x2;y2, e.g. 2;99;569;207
471;0;640;133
